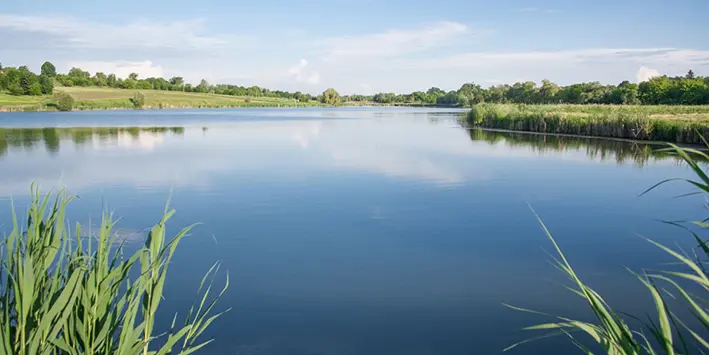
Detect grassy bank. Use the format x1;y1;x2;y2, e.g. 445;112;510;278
466;104;709;144
0;87;323;111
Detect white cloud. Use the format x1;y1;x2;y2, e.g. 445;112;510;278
288;59;321;85
636;66;662;82
410;48;709;68
66;60;165;79
0;14;234;52
317;22;477;62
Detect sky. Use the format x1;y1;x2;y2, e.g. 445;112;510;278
1;0;708;94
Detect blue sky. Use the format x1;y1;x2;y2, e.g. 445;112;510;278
1;0;708;94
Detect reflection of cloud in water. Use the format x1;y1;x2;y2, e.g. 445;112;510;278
0;117;489;196
78;226;148;244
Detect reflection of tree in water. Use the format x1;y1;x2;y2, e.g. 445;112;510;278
0;126;185;157
467;128;688;167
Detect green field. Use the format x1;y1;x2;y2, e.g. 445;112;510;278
466;103;709;144
0;87;322;111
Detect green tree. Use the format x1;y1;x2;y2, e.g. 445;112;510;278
54;91;75;111
8;82;24;96
128;72;139;81
28;82;43;96
107;74;118;87
130;91;146;109
92;72;108;86
41;61;57;77
39;75;54;94
169;76;184;91
320;88;340;105
539;80;560;103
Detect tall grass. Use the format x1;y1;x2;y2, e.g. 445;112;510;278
468;104;709;144
507;144;709;354
0;185;228;354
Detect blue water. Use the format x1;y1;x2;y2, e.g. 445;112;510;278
0;108;704;355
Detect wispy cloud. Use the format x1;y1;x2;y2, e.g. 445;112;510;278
0;14;239;53
288;59;321;85
409;48;709;69
315;22;485;62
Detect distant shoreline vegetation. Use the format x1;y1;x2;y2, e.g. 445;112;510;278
0;61;708;112
465;104;709;144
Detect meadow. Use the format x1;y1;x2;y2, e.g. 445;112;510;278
0;87;322;111
467;104;709;144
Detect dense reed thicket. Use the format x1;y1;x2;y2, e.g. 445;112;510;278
508;144;709;354
467;104;709;144
0;186;228;354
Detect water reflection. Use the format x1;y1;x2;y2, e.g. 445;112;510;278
467;128;681;167
0;127;185;156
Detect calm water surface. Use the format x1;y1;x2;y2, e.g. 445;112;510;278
0;108;703;355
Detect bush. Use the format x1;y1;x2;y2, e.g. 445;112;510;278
8;83;24;96
54;91;75;111
28;82;43;96
130;91;145;109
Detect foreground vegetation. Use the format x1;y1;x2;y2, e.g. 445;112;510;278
0;186;228;354
467;104;709;144
509;144;709;354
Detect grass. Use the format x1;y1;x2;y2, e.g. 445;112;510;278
467;104;709;144
508;143;709;354
0;185;229;354
0;87;323;111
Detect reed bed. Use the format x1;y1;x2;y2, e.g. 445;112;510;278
467;104;709;144
508;144;709;354
0;186;228;354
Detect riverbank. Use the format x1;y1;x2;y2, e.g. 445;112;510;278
465;104;709;144
0;87;326;112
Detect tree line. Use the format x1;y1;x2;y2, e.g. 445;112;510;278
1;61;708;106
343;71;709;106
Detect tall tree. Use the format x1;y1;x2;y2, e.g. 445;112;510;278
41;61;57;77
320;88;341;105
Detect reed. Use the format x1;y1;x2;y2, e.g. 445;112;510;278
0;185;228;354
507;144;709;354
467;104;709;144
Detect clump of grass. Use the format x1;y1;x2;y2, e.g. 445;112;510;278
0;185;229;354
467;104;709;144
507;144;709;354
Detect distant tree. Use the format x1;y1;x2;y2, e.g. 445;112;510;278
92;72;108;86
107;74;118;87
8;83;24;96
196;79;211;93
28;82;43;96
41;61;57;77
39;75;53;94
169;77;184;91
539;79;560;103
121;79;136;89
246;86;262;97
128;73;139;81
320;88;340;105
54;92;75;111
687;70;696;79
68;67;90;79
130;92;146;109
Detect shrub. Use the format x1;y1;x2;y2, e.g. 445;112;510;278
28;82;43;96
8;82;24;96
130;91;146;109
54;91;75;111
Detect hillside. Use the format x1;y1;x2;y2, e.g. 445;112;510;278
0;87;320;111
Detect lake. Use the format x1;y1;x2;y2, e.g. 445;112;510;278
0;107;703;355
